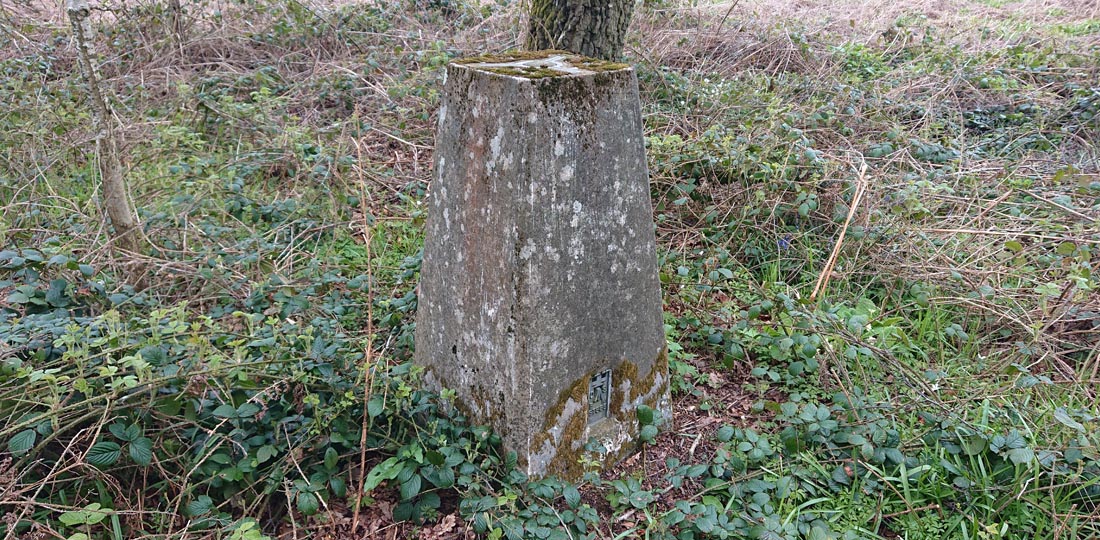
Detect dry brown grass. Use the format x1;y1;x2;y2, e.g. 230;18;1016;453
631;0;1099;382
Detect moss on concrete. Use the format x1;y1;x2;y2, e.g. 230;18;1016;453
481;65;567;79
454;49;575;64
531;347;670;480
529;372;591;480
566;56;629;73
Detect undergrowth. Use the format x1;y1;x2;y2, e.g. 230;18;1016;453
1;0;1098;539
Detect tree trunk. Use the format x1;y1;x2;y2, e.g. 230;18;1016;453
525;0;636;61
67;0;141;254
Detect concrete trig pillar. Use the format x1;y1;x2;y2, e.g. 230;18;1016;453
415;51;668;479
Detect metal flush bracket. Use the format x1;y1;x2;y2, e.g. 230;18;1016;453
588;369;612;423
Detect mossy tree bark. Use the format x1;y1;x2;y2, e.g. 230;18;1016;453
67;0;142;255
525;0;636;61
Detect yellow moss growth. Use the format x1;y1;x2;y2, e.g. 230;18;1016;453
531;347;670;480
529;373;592;480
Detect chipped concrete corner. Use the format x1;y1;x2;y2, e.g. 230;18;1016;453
415;51;668;480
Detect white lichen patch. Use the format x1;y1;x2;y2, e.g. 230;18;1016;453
560;165;574;182
519;238;536;260
488;125;505;172
597;424;632;457
527;396;585;475
568;234;584;262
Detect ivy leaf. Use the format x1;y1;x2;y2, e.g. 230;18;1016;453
636;405;655;426
639;425;658;443
8;429;36;455
129;437;154;466
87;441;122;467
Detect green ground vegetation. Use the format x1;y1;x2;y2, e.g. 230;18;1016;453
1;0;1097;539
